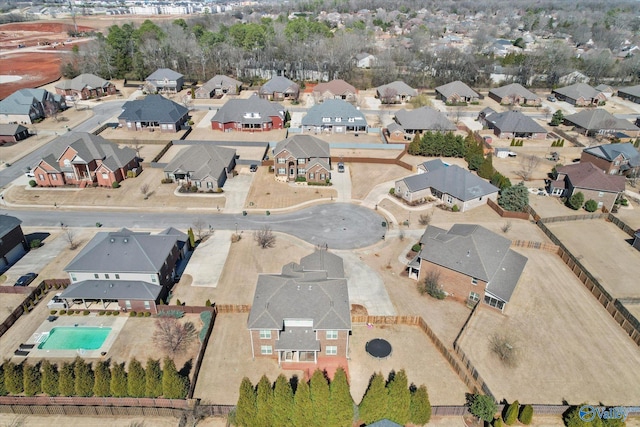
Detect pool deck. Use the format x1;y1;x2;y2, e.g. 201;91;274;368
22;314;128;359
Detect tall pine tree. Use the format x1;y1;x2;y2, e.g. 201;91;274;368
358;372;388;425
271;374;294;427
309;369;330;427
40;360;59;397
127;358;146;397
0;362;7;396
254;375;273;427
386;370;411;425
328;367;353;427
236;377;257;427
409;384;431;425
23;363;41;396
162;358;188;399
93;361;111;397
145;358;163;398
478;155;495;179
3;361;23;394
74;357;94;397
58;361;75;396
291;378;312;427
110;363;128;397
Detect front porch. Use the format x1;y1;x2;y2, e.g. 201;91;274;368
281;356;349;381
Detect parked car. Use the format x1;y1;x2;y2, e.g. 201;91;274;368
47;293;69;310
337;162;345;173
547;96;557;102
24;168;34;178
249;164;258;172
14;273;38;287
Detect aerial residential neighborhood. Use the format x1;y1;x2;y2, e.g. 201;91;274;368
0;1;639;426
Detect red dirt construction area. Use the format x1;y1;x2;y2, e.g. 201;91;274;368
0;21;94;100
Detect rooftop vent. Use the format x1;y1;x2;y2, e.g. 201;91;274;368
109;238;115;243
467;250;470;257
123;238;128;243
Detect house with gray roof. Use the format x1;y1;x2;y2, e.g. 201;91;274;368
118;95;189;132
60;228;185;313
355;52;376;68
395;160;499;212
551;83;606;106
0;88;66;124
633;230;640;252
32;132;139;188
434;81;480;104
393;107;457;139
408;224;528;312
0;215;28;274
581;142;640;176
164;144;236;189
312;79;357;103
549;162;625;211
488;83;541;106
301;99;368;134
247;250;351;366
258;76;299;101
195;75;242;99
616;85;640;104
0;123;30;143
376;81;418;104
563;109;640;138
210;95;285;132
144;68;184;93
484;111;547;140
54;73;117;100
273;135;331;183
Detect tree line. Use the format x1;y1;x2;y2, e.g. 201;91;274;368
0;356;188;399
234;368;431;427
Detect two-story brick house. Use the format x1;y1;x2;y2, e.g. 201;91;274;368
144;68;184;93
55;74;117;100
273;135;331;183
549;162;625;211
32;133;139;188
247;251;351;367
59;228;187;313
408;224;528;312
580;143;640;177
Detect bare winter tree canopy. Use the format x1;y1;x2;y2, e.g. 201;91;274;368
254;226;276;249
152;317;197;356
516;154;541;181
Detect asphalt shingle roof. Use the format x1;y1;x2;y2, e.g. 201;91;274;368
146;68;183;81
0;215;22;239
553;83;601;101
486;111;547;134
435;81;479;99
400;165;499;201
274;135;330;159
198;75;242;94
418;224;528;302
55;73;111;91
164;145;236;181
489;83;540;101
118;95;188;124
558;162;626;192
583;142;640;167
59;280;162;301
313;79;356;96
564;109;640;132
259;76;299;94
376;81;417;97
618;85;640;98
51;132;136;170
0;88;49;115
394;107;456;132
301;99;367;127
65;229;178;274
0;123;28;135
211;96;284;124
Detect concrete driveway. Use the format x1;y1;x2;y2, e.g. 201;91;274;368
223;172;254;213
337;250;395;315
182;230;232;287
331;164;352;202
2;231;67;285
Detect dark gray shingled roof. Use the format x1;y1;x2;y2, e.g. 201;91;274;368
64;229;178;274
198;75;242;93
376;81;418;97
211;96;285;124
274;135;330;159
394;107;456;132
118;95;188;124
51;132;136;171
59;280;162;301
164;145;236;181
55;73;111;91
564;109;640;132
146;68;183;81
618;85;640;98
489;83;540;101
583;142;640;167
259;76;299;94
486;111;547;133
400;165;499;201
300;250;344;279
0;215;22;239
247;253;351;331
419;159;448;172
435;80;479;99
553;83;601;100
0;123;28;135
0;88;52;115
301;99;367;126
418;224;528;302
275;327;321;351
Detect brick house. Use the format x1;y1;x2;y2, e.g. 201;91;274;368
0;124;30;143
32;132;139;188
273;135;331;183
164;144;237;189
312;79;357;103
551;83;606;106
55;74;117;100
434;81;480;104
549;162;625;211
483;111;547;140
0;88;67;124
118;95;189;133
247;251;351;366
392;107;456;141
0;215;28;274
376;81;418;104
301;99;368;134
580;143;640;176
210;95;285;132
488;83;541;106
60;228;187;313
258;76;299;101
407;224;528;312
563;109;640;138
144;68;184;93
617;85;640;104
195;75;242;98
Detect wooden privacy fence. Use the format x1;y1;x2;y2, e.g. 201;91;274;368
187;305;217;399
539;212;606;223
158;305;215;314
215;304;251;313
486;198;530;220
511;239;560;254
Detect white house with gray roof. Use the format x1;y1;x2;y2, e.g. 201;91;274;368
301;99;368;134
393;107;457;139
408;224;528;312
247;250;351;366
435;81;480;104
164;144;236;189
395;160;499;212
273;135;331;183
376;81;418;104
60;228;186;313
118;95;189;132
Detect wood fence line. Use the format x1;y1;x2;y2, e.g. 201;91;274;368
187;305;218;399
486;198;530;220
539;212;606;223
329;156;413;171
215;304;251;313
511;239;560;254
158;305;215;314
607;213;638;238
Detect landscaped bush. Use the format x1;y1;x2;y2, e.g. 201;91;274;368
584;199;598;212
59;310;66;315
411;243;422;252
144;311;151;317
137;312;144;317
567;191;584;210
156;310;185;319
111;181;120;189
504;400;519;425
130;311;137;317
452;204;460;212
161;178;174;184
112;311;119;316
83;310;90;316
50;310;57;315
28;179;38;187
519;404;533;425
205;299;212;307
66;310;74;315
30;239;41;249
98;311;106;316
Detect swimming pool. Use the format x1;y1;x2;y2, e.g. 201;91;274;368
38;326;112;350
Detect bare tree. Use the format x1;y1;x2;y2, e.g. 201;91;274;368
61;226;78;250
192;218;208;241
152;317;196;356
131;137;142;159
501;221;512;233
140;183;150;199
418;212;432;226
490;331;521;367
516;154;541;181
254;226;276;249
380;87;398;105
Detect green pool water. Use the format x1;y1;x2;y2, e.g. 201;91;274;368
38;326;112;350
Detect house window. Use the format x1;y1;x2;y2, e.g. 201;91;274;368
309;173;315;180
144;301;150;310
298;169;306;175
260;345;272;355
322;117;330;123
102;173;108;179
277;158;286;164
105;274;110;279
64;159;71;167
38;174;44;180
298;159;305;164
207;182;214;189
483;295;504;310
471;277;478;285
125;300;131;310
51;174;57;180
151;275;157;283
598;191;604;197
469;291;480;302
614;160;620;166
278;168;286;174
260;330;271;339
326;330;338;340
335;118;342;122
348;118;355;122
71;273;77;282
326;346;338;356
320;174;325;180
94;274;99;279
445;195;454;204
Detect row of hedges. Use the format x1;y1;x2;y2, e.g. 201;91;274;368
0;357;188;399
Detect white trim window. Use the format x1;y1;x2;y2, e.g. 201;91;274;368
260;345;272;355
259;330;271;339
326;330;338;340
469;291;480;302
326;346;338;355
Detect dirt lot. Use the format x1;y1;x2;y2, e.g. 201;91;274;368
349;163;409;200
0;414;180;427
458;249;640;405
243;165;336;209
614;198;640;230
171;232;315;306
545;219;640;298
